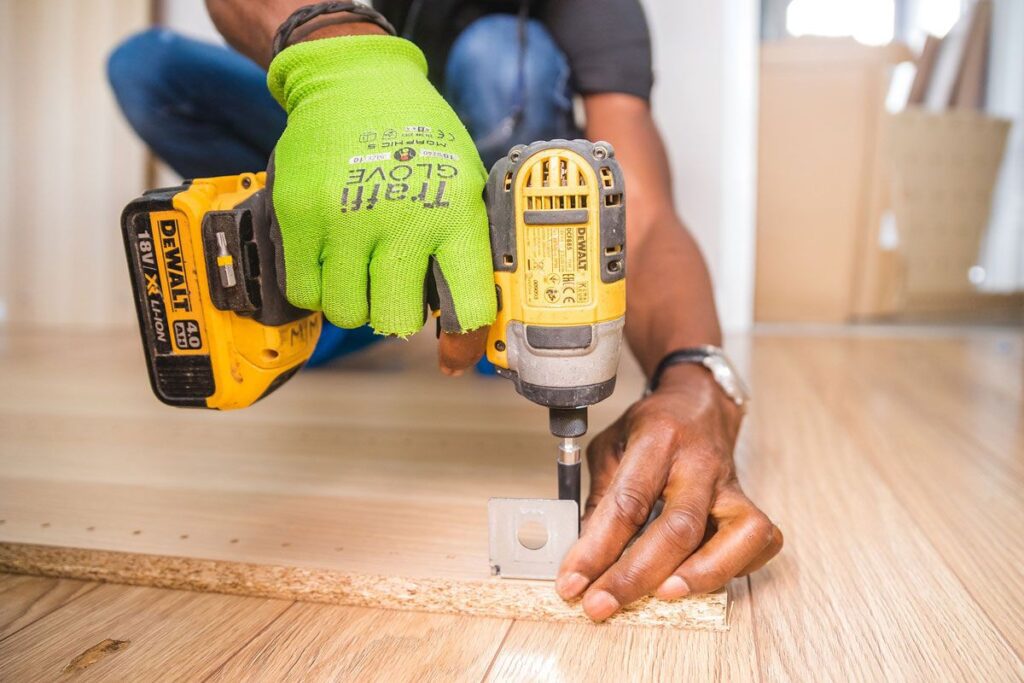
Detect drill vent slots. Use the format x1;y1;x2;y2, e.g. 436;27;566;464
522;155;589;211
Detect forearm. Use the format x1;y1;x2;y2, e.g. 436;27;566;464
205;0;385;68
583;94;722;376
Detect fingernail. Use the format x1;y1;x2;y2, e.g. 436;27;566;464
555;572;590;600
655;575;690;600
582;590;619;621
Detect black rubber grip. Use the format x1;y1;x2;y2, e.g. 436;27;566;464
558;460;581;530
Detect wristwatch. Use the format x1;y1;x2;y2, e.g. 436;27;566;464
645;345;751;410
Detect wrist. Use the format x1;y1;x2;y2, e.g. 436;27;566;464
655;363;745;424
295;18;389;43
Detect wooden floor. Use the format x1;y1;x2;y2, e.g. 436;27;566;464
1;326;1023;680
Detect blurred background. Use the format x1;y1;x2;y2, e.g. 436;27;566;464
0;0;1020;334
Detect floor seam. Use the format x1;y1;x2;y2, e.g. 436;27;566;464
200;600;297;682
747;575;766;683
0;577;101;645
479;619;515;682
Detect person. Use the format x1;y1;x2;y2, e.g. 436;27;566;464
107;0;782;622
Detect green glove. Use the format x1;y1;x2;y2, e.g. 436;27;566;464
267;36;496;337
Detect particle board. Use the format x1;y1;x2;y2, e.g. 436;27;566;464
0;330;725;630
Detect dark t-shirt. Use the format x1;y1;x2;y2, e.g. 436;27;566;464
375;0;653;100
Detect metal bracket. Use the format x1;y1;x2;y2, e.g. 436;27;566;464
488;498;579;580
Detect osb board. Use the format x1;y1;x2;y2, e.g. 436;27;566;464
0;330;726;630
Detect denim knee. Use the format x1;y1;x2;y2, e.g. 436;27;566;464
107;28;181;136
445;14;577;163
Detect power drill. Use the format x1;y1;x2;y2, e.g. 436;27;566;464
120;140;625;513
485;140;626;512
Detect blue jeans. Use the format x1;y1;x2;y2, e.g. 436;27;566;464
108;15;579;366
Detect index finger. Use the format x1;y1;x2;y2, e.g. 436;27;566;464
438;327;488;375
555;424;674;600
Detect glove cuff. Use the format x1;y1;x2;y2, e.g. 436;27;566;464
268;36;429;111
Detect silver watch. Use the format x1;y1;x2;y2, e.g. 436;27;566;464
645;345;751;410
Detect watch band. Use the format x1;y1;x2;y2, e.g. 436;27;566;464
273;2;398;58
645;345;750;408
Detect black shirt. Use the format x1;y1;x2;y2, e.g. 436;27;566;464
375;0;653;100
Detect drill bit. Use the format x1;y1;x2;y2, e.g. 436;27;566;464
557;436;582;526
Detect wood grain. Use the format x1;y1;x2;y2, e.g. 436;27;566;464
0;583;290;681
0;573;95;640
3;329;1024;678
795;335;1024;657
0;330;724;629
486;577;757;682
741;335;1024;679
209;603;510;682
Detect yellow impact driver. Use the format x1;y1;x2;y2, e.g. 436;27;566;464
485;139;627;514
120;140;625;521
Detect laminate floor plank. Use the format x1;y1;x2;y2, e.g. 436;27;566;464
0;582;291;681
209;603;511;682
741;336;1023;681
0;573;96;640
485;577;758;682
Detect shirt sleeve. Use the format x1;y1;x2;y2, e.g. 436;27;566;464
539;0;653;101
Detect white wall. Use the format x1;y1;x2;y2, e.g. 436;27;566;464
163;0;221;41
640;0;761;332
980;0;1024;292
0;0;150;329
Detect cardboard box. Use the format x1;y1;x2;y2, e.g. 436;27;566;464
755;39;912;322
884;109;1011;310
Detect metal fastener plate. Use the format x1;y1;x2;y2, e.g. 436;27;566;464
488;498;579;580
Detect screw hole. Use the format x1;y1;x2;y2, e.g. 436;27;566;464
608;260;622;273
517;519;548;550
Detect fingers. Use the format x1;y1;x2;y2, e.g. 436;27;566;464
579;426;625;524
738;524;784;576
654;487;781;599
432;224;497;334
367;244;432;336
578;458;716;621
437;327;488;375
554;422;675;606
280;228;324;313
320;239;371;329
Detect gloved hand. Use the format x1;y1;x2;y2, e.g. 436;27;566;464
267;35;496;345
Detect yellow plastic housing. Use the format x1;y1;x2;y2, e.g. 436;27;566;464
154;173;320;409
487;148;626;369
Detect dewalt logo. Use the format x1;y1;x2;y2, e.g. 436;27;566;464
158;219;192;312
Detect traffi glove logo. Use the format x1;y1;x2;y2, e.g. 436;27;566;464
267;36;496;337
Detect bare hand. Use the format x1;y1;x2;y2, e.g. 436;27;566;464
555;364;783;621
